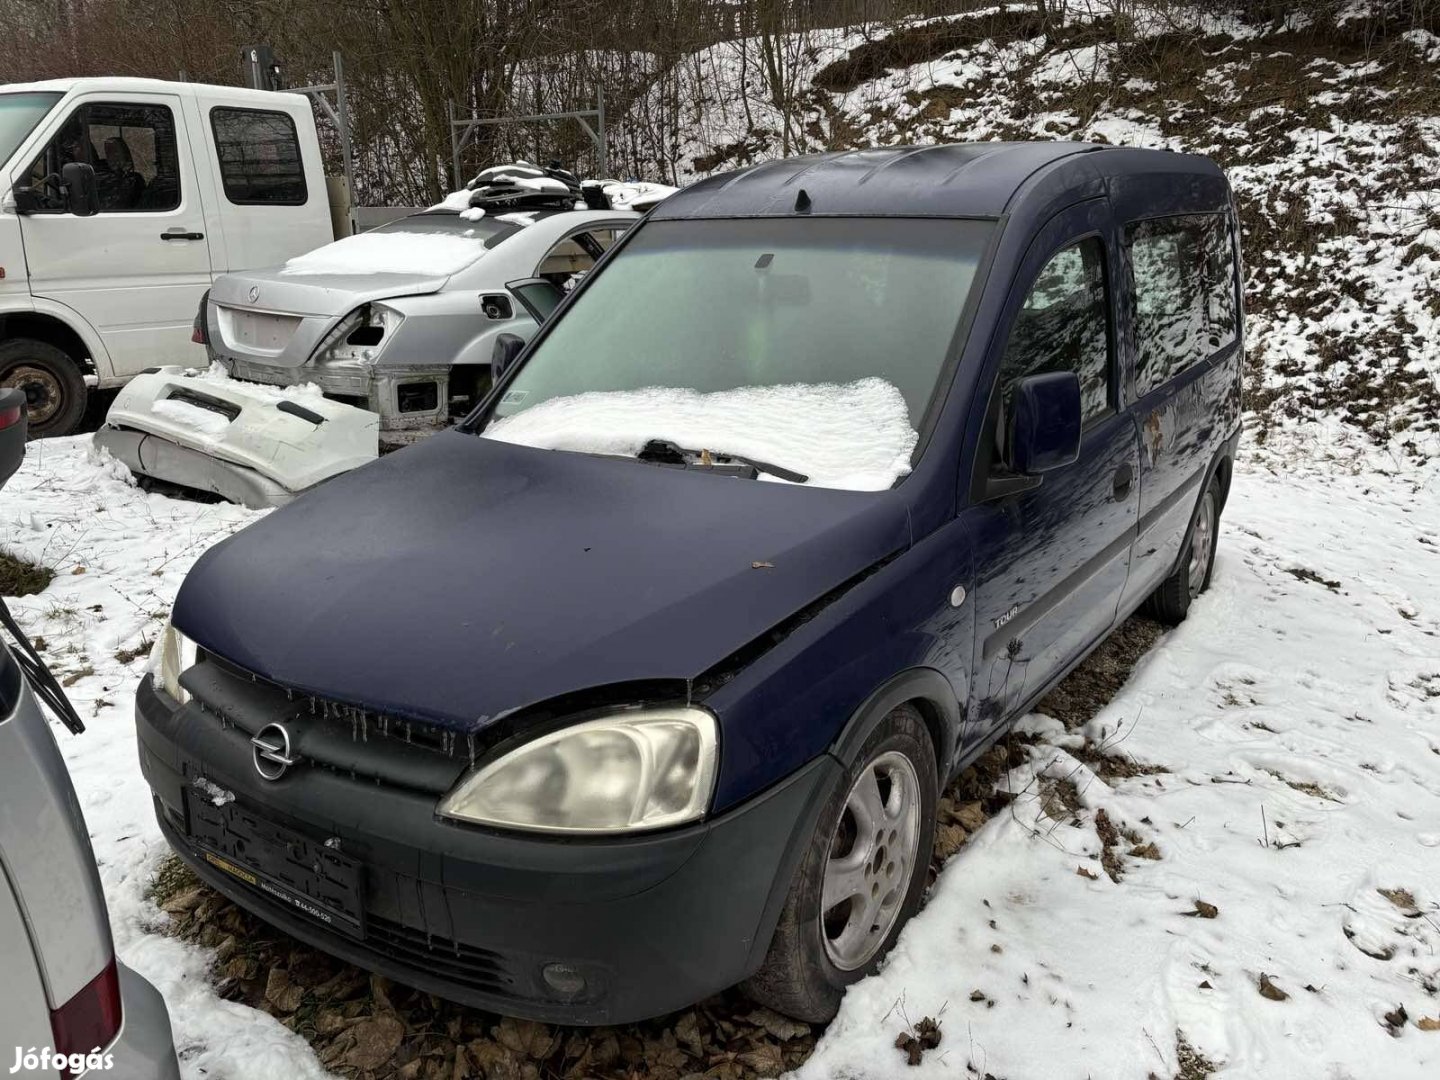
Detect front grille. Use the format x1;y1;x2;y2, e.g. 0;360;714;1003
367;917;521;995
184;654;474;794
201;652;466;759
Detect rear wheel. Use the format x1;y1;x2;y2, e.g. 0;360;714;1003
743;704;937;1022
0;339;87;438
1144;475;1221;625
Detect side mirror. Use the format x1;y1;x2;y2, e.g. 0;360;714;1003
61;162;99;217
1008;371;1081;475
491;333;525;381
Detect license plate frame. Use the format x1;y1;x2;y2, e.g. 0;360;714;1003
186;789;366;940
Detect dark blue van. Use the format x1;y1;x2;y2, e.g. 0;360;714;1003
135;143;1242;1025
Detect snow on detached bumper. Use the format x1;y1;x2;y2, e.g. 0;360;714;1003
133;669;836;1025
94;368;378;508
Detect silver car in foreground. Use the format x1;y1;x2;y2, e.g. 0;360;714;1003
0;390;180;1079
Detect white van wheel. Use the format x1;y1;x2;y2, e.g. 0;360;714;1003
0;340;87;438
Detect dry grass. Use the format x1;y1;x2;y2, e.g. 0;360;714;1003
0;549;55;597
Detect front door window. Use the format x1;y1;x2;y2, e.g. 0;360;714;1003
26;102;180;213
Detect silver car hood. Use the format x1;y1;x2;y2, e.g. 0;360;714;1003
209;267;451;318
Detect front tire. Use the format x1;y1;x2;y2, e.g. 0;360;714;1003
1144;475;1221;625
743;704;938;1022
0;339;88;438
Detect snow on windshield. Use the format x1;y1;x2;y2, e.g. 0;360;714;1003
280;230;487;277
484;377;917;491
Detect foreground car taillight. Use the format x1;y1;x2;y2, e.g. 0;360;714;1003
0;400;22;430
50;956;122;1074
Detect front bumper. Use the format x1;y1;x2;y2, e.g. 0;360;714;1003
135;675;836;1025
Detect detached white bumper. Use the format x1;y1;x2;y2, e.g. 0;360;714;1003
94;368;379;508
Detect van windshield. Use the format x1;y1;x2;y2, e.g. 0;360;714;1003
0;92;61;167
482;217;992;491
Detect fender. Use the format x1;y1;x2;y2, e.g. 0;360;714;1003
739;665;964;977
447;318;537;370
0;295;115;383
828;666;965;787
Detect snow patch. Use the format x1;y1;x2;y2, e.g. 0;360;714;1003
150;397;231;439
280;231;484;277
191;776;235;808
486;378;917;491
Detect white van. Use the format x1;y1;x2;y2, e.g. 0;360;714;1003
0;78;336;435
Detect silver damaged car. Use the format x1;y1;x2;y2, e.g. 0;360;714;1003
206;204;639;440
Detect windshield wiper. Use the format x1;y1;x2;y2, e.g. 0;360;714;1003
636;439;809;484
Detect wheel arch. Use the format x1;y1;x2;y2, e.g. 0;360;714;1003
1188;439;1238;544
1213;449;1234;513
829;667;964;787
0;306;109;381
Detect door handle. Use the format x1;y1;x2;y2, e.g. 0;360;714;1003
1112;463;1134;501
160;228;204;241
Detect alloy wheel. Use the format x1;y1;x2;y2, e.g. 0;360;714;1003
820;749;922;971
1188;490;1216;598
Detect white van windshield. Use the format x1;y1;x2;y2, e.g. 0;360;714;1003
0;92;61;167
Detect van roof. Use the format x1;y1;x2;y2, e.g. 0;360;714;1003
1;77;308;108
650;142;1224;220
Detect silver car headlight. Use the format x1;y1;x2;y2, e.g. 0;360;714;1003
149;616;198;704
438;707;719;834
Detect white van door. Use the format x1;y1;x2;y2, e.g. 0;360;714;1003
194;99;333;272
13;91;211;378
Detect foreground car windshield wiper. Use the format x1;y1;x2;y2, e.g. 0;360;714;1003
636;439;809;484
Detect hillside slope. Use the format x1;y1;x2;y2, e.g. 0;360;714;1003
634;3;1440;462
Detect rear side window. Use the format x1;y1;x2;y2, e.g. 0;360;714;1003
535;227;627;291
211;108;307;206
1128;214;1236;396
26;101;181;212
999;238;1112;426
1205;215;1239;354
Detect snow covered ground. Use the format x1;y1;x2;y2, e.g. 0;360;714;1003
802;452;1440;1078
2;434;1436;1078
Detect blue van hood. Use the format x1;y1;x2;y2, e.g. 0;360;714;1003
173;430;910;732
